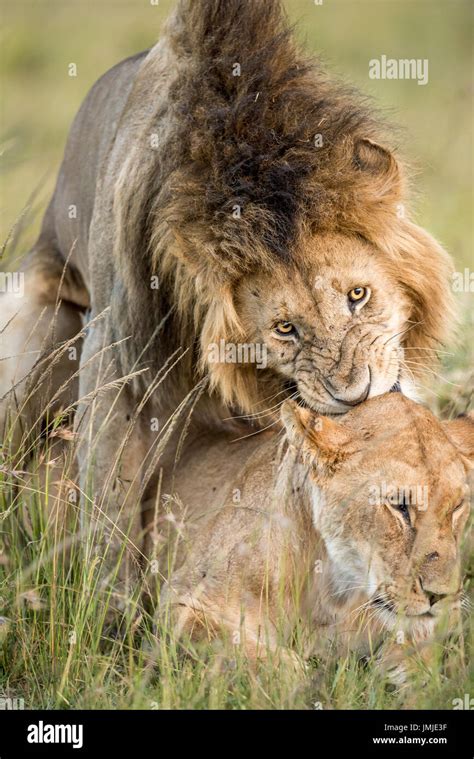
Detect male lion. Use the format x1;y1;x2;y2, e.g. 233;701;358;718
0;1;455;591
159;394;473;678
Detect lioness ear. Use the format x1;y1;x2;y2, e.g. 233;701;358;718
281;401;355;472
443;413;474;468
281;401;316;447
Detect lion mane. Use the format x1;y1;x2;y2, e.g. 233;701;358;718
112;0;455;418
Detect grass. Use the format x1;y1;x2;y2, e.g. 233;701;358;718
0;314;472;710
0;458;472;709
0;0;473;711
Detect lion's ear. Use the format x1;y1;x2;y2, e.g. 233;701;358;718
281;401;356;476
342;138;404;241
352;138;402;198
443;413;474;468
354;138;397;176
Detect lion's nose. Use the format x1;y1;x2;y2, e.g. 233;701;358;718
325;380;371;406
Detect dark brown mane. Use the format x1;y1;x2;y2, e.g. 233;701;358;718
148;0;397;279
111;0;454;417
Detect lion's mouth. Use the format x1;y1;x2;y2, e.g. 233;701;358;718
287;374;402;413
285;380;368;414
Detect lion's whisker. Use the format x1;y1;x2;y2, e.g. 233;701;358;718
402;359;461;387
224;388;295;422
384;320;425;348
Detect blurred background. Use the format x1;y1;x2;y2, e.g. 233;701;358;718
1;2;472;713
1;0;472;268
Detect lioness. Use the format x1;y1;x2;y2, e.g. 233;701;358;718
158;393;472;675
0;0;455;590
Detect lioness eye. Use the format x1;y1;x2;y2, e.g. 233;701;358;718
274;321;298;337
393;495;411;523
385;493;412;525
348;286;368;304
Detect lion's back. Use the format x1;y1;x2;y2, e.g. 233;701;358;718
45;50;149;285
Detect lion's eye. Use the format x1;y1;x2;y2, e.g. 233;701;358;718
274;321;298;338
348;286;368;304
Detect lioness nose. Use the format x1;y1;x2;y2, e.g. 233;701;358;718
419;576;450;606
426;591;447;607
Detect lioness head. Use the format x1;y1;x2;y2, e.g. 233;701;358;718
282;394;473;641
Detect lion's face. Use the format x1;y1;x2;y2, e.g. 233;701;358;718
234;233;413;414
283;394;473;641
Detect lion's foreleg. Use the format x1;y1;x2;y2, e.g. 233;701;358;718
75;319;150;622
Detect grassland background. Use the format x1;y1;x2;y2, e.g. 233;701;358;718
0;0;473;711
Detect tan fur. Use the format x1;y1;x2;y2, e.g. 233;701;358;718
0;1;457;601
157;394;472;674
